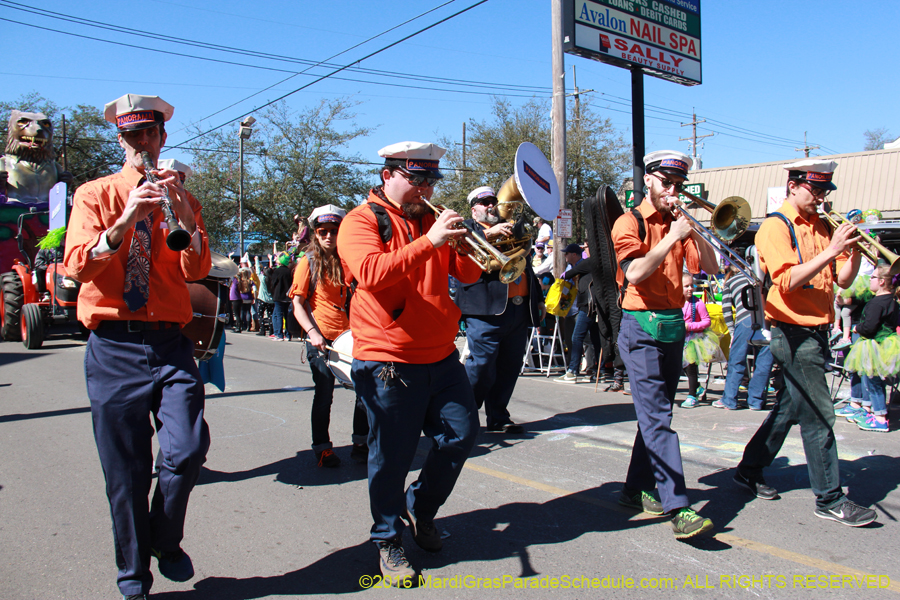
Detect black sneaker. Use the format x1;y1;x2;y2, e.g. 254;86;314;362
350;443;368;464
814;500;877;527
733;470;779;500
150;547;194;582
486;422;525;434
618;488;665;515
315;448;341;468
403;507;442;552
376;538;417;587
124;595;149;600
670;508;714;540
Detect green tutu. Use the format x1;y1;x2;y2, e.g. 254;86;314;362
683;329;725;366
839;275;873;302
845;334;900;378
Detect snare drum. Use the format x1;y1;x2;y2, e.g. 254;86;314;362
327;330;355;389
182;278;229;361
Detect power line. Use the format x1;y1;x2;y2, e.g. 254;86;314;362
167;0;490;151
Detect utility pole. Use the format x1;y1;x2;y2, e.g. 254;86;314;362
454;122;467;187
679;110;713;170
569;65;594;242
461;122;466;174
551;0;566;276
795;131;819;158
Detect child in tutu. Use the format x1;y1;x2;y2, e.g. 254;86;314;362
841;264;900;432
680;273;724;408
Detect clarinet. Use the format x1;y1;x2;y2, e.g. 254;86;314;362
140;151;192;251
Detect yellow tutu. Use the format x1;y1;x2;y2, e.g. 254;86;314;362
845;334;900;378
683;329;725;366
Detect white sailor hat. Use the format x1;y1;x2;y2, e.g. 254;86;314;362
644;150;692;180
157;159;193;180
784;158;838;191
104;94;174;132
467;185;497;206
309;204;347;226
378;141;446;180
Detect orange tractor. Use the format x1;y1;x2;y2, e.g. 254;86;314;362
0;211;82;348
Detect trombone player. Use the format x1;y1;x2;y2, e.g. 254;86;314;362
734;159;877;527
611;150;719;539
454;185;543;434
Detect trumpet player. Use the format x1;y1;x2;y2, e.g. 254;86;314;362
64;94;211;599
734;159;878;527
454;186;543;434
611;150;719;539
338;141;482;586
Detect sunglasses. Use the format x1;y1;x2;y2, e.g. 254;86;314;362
474;198;497;207
316;227;339;237
652;172;681;191
800;182;831;199
396;169;440;187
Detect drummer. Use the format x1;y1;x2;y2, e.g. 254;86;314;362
289;204;369;468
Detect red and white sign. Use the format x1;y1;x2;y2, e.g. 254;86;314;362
574;23;701;82
557;209;573;238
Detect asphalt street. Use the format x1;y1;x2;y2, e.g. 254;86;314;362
1;329;898;600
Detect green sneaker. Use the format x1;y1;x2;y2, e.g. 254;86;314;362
670;508;714;540
618;488;665;515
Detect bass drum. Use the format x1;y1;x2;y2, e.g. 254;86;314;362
328;329;355;389
182;278;229;361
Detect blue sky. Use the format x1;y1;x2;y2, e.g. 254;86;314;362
3;0;898;181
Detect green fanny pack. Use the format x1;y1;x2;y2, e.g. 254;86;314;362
626;308;686;344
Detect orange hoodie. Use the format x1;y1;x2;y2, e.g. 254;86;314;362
338;190;482;363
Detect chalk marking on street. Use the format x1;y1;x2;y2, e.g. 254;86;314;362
463;461;899;593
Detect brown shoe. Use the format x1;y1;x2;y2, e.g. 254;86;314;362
404;507;442;552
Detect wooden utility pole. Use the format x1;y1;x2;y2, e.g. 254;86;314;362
795;131;819;158
551;0;566;276
679;110;713;170
570;66;594;243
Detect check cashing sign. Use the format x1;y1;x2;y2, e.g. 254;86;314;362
563;0;702;86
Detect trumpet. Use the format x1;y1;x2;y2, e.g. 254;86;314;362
422;198;527;284
818;208;900;276
140;151;192;251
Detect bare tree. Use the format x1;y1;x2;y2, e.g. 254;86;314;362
864;127;893;151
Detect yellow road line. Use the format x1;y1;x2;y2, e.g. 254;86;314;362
464;462;899;593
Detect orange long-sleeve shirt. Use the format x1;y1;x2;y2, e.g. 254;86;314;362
612;198;701;311
288;255;350;341
758;201;847;327
337;190;482;363
64;163;211;329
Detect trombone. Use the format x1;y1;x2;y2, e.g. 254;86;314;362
667;189;769;344
818;208;900;276
422;198;527;284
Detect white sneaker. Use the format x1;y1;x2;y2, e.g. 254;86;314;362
555;371;578;383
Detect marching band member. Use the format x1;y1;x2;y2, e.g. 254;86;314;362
454;185;542;433
65;94;211;600
734;159;877;527
611;150;719;539
289;204;369;468
338;141;482;586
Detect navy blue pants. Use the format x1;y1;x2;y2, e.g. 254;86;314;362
86;328;209;596
618;312;690;513
352;351;478;542
464;301;530;429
